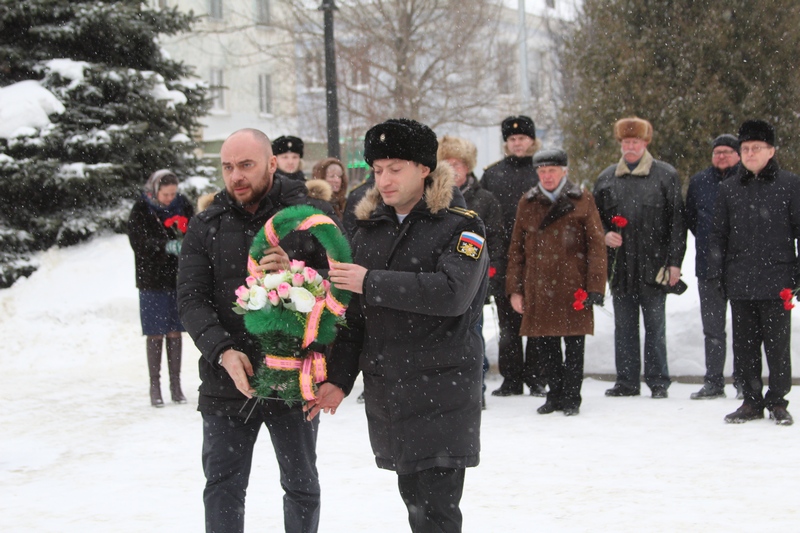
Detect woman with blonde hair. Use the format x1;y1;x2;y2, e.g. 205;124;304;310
312;157;348;218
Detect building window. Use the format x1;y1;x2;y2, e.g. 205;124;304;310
209;0;223;20
258;74;272;114
209;69;225;111
256;0;270;25
304;51;324;88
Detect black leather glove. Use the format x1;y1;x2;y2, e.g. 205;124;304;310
585;292;604;307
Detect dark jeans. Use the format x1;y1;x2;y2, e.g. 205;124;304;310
730;299;792;409
612;291;670;391
494;292;544;389
537;335;585;409
697;278;740;389
397;467;466;533
202;409;320;533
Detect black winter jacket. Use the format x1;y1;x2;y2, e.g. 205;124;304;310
593;151;686;296
461;173;504;293
685;164;739;280
327;165;488;475
480;156;539;281
177;177;340;416
708;158;800;300
128;194;194;290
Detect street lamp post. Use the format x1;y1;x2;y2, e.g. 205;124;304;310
319;0;341;159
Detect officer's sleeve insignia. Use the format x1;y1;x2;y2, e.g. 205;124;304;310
456;231;484;259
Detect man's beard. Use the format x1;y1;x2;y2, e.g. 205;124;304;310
228;172;271;209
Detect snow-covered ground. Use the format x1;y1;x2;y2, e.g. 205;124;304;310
1;234;798;532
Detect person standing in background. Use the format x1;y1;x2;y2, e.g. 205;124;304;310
685;134;743;400
481;115;546;397
272;135;306;182
127;169;194;407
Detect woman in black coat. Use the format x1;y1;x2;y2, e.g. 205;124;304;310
128;169;194;407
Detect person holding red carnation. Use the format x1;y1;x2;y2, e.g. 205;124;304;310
709;120;799;426
593;117;686;399
127;169;194;407
506;149;607;416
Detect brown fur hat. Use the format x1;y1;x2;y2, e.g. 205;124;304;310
437;135;478;172
304;179;333;202
614;117;653;143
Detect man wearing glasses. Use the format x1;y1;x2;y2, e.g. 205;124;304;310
709;120;799;426
685;134;743;400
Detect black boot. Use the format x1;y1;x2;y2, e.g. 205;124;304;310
166;335;186;404
147;336;165;408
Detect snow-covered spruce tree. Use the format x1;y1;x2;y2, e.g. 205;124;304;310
0;0;213;287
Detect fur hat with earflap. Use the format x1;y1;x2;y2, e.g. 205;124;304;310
614;117;653;143
437;135;477;172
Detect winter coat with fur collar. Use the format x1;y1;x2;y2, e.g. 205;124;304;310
593;150;686;296
327;163;489;475
177;175;341;416
506;180;607;336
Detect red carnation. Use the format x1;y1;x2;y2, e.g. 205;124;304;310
611;215;628;229
165;215;189;234
572;288;588;311
779;288;794;301
488;266;497;278
784;300;795;311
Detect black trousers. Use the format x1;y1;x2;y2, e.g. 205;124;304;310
537;335;585;409
697;278;740;389
202;409;320;533
397;467;465;533
494;292;545;389
730;299;792;409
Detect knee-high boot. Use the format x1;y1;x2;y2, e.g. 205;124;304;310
166;335;186;404
147;336;165;408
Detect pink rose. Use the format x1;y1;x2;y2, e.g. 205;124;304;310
235;285;249;300
303;267;319;284
289;259;305;273
322;279;331;292
277;282;291;299
245;276;258;287
268;290;280;306
236;297;247;308
292;273;305;287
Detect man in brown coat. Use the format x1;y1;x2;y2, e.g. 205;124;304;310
506;149;607;415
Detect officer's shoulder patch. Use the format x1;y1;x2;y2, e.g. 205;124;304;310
455;231;484;259
447;206;478;219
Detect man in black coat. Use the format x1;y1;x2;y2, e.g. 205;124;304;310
178;128;339;533
709;120;798;426
685;134;743;400
480;115;546;397
272;134;306;181
307;118;488;532
593;117;686;399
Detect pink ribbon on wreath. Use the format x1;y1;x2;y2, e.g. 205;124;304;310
264;213;338;248
264;352;327;401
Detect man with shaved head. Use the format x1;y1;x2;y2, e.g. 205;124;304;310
178;128;340;533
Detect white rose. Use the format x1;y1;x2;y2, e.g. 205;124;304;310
261;272;287;291
246;286;268;310
286;287;317;313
